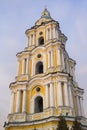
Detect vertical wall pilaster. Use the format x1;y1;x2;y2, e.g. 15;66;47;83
50;82;54;107
46;28;48;41
26;58;29;74
76;95;80;116
64;82;69;106
27;36;29;47
58;82;63;106
9;91;15;113
50;27;52;39
61;51;65;70
56;28;59;39
22;89;27;112
45;84;49;108
53;26;56;38
48;51;51;68
32;57;34;76
22;59;25;74
51;50;54;67
30;35;31;46
57;48;61;67
68;84;73;108
33;33;35;46
80;97;84;116
16;90;21;113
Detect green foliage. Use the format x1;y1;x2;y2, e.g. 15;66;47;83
72;117;82;130
57;116;69;130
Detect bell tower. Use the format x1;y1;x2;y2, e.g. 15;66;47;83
5;8;87;130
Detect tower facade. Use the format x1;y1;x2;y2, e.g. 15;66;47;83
5;9;87;130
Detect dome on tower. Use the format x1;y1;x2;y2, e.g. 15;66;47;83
41;8;51;19
35;8;52;26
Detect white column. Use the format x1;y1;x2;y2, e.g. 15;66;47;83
51;49;54;67
68;84;73;108
16;90;21;113
61;51;65;70
45;84;49;108
58;82;63;106
27;36;30;47
57;48;61;66
22;90;27;112
33;34;35;46
46;29;48;41
56;29;59;39
32;58;35;76
72;66;76;81
50;27;52;39
64;82;69;106
31;34;33;46
22;59;25;74
53;26;56;38
48;51;51;68
50;83;54;107
26;58;29;74
26;36;29;47
80;97;84;116
30;35;31;46
9;91;14;113
66;61;69;73
51;27;53;39
76;95;80;116
50;128;53;130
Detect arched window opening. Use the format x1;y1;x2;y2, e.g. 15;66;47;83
34;96;43;113
38;37;44;45
35;61;43;74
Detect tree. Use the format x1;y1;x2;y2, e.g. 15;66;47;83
57;116;69;130
71;117;82;130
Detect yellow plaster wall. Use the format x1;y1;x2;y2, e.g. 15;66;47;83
31;85;45;97
26;90;30;113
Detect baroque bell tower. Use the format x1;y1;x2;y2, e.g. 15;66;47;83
5;8;87;130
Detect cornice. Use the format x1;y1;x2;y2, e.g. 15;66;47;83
25;20;59;34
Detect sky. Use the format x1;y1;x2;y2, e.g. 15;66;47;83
0;0;87;129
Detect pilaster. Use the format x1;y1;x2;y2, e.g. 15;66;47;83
58;81;63;106
16;90;21;113
45;84;49;108
50;82;54;107
9;91;15;113
22;89;27;112
64;82;69;106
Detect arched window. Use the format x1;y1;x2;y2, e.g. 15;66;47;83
38;37;44;45
34;96;43;113
35;61;43;74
